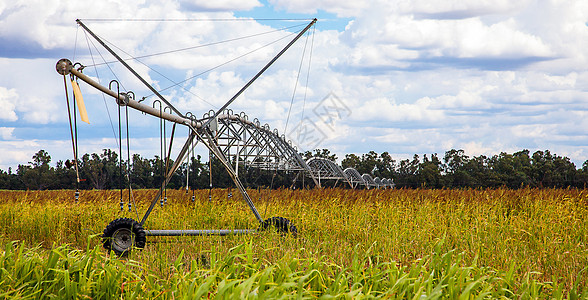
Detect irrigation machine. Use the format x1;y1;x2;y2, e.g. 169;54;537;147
57;18;394;256
56;18;319;256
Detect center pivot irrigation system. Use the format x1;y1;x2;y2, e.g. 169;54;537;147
57;18;393;256
56;18;317;256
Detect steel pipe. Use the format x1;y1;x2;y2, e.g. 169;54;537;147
56;59;200;128
145;229;254;236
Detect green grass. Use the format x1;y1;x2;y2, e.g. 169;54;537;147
0;188;586;298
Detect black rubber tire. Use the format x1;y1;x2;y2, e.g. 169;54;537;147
102;218;146;257
260;217;298;237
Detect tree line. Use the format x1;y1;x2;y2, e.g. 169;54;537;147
341;149;588;188
1;148;588;190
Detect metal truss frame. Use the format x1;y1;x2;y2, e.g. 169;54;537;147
59;18;318;236
57;17;397;244
344;168;366;188
305;157;352;188
361;174;378;189
213;111;319;186
303;158;395;189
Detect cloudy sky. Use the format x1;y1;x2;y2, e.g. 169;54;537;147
1;0;587;171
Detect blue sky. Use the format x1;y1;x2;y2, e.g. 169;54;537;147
234;1;351;31
0;0;587;172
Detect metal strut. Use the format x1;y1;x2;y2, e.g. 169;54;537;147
199;129;264;223
202;18;317;129
140;131;196;225
76;19;185;118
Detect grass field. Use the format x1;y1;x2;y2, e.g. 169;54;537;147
0;188;586;298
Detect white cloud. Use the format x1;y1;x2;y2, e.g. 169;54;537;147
268;0;365;17
403;0;531;18
180;0;261;11
0;87;18;121
0;139;41;170
345;14;552;65
0;58;65;124
0;127;14;140
352;97;445;123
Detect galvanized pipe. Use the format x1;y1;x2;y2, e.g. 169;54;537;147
145;229;254;236
56;59;200;128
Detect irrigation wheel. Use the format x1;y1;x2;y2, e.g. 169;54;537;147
260;216;298;237
102;218;146;256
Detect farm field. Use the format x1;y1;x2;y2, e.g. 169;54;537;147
0;188;586;298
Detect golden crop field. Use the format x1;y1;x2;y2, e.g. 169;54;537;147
0;188;586;298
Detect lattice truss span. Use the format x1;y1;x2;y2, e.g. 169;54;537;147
210;113;394;189
305;158;394;189
212;109;309;172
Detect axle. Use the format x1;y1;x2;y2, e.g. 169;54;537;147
145;229;254;236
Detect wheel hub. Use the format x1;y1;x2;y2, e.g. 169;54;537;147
112;228;134;252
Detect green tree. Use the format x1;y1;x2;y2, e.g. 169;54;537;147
131;153;153;188
79;149;122;190
302;149;338;161
54;160;76;189
531;150;576;187
341;153;361;170
418;154;443;188
462;155;491;188
396;155;420;188
443;149;472;187
18;150;56;190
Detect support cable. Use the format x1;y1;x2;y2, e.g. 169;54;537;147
81;18;314;22
77;19;184;118
83;31;120;148
142;29;301;103
72;75;80;202
185;140;190;195
155;101;164;207
208;147;213;202
202;19;316;129
298;26;316;141
123;96;141;220
283;28;311;134
298;27;316;181
227;122;232;200
73;27;80;202
163;110;167;206
87;23;306;67
165;120;177;205
190;137;195;202
88;24;306;109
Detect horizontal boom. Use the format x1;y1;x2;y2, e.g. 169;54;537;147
56;58;200;129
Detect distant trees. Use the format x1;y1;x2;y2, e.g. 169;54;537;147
340;148;588;189
2;148;588;190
